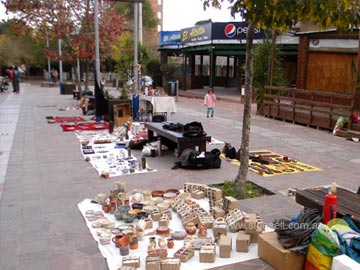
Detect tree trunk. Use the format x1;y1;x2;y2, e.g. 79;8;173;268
73;64;83;93
235;21;257;196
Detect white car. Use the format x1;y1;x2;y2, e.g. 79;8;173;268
127;76;153;87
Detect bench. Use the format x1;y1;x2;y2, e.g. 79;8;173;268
144;122;211;157
295;186;360;226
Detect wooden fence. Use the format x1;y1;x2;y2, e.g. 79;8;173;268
258;86;355;131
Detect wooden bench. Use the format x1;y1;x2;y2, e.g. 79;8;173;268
144;122;211;157
295;186;360;226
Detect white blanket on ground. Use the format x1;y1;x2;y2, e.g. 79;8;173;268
78;197;273;270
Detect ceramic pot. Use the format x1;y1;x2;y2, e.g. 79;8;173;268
113;210;123;220
102;204;111;213
123;213;136;223
185;222;196;235
198;224;207;237
112;233;129;247
118;205;131;216
167;238;174;249
119;245;129;256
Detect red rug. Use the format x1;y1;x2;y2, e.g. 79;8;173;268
61;122;109;132
51;116;85;123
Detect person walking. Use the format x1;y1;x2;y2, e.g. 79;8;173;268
8;66;14;92
204;88;216;118
13;66;21;93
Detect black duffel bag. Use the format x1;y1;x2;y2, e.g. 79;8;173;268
188;148;221;169
182;121;206;137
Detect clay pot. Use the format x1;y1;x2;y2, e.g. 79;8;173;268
198;224;207;237
112;233;129;247
113;210;123;220
123;213;136;223
185;222;197;235
102;204;111;213
167;238;174;249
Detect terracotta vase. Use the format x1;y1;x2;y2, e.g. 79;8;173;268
185;222;196;235
198;224;207;237
102;204;111;213
167;238;174;249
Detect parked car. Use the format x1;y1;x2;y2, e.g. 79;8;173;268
127;75;153;87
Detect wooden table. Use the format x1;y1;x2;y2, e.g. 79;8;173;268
144;122;211;157
295;186;360;226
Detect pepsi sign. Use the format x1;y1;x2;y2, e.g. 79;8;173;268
213;22;265;40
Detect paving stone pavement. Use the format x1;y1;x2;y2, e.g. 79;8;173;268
0;82;359;270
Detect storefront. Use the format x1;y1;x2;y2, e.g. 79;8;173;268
159;22;298;91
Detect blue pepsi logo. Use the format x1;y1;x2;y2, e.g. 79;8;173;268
224;24;236;38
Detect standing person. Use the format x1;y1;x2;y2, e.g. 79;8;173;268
204;88;216;118
8;67;14;92
13;66;21;93
53;69;58;83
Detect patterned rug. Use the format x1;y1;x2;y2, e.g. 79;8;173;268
221;150;321;176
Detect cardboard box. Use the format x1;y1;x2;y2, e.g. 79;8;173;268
219;235;232;258
258;232;305;270
332;254;360;270
236;233;250;252
199;245;216;263
122;256;140;268
146;256;161;270
114;103;132;126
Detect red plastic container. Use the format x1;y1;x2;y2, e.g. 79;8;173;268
322;193;338;224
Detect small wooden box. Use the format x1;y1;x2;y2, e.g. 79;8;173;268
160;258;181;270
148;249;167;260
236;233;250;252
173;247;194;262
244;213;262;234
198;215;214;229
118;266;138;270
191;190;205;199
122;256;140;268
146;256;161;270
223;196;238;211
210;206;225;218
219;235;232;258
212;217;227;237
199;245;216;263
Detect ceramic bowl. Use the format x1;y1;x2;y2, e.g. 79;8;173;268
131;203;144;210
163;189;180;199
136;211;149;219
128;209;141;215
151;190;164;197
123;213;136;223
157;202;170;212
99;235;111;245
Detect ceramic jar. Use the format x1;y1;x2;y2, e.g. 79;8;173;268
185;222;197;235
113;210;123;220
198;224;207;237
148;237;156;250
123;213;136;223
102;204;111;213
158;237;166;249
167;238;174;249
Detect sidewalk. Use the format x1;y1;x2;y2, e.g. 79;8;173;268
0;82;359;270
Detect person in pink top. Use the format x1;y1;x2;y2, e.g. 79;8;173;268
204;88;216;118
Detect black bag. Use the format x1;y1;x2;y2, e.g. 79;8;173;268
188;148;221;169
182;121;206;137
128;139;148;149
152;114;165;122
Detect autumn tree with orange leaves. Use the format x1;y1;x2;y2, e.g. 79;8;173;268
2;0;124;91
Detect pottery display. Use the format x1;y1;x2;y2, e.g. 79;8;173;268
131;192;143;203
151;190;164;197
96;193;107;204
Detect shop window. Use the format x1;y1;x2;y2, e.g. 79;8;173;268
215;56;227;77
202;55;210;76
194;55;201;76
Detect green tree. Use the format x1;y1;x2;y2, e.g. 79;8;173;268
252;40;289;103
202;0;360;196
2;0;123;91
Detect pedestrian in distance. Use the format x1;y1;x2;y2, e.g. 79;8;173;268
8;66;14;92
13;66;21;93
204;88;216;118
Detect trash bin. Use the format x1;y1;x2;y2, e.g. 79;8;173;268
168;81;177;96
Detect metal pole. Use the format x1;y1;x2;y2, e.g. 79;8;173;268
94;0;100;85
139;3;143;45
133;2;139;93
47;37;51;81
58;39;63;83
